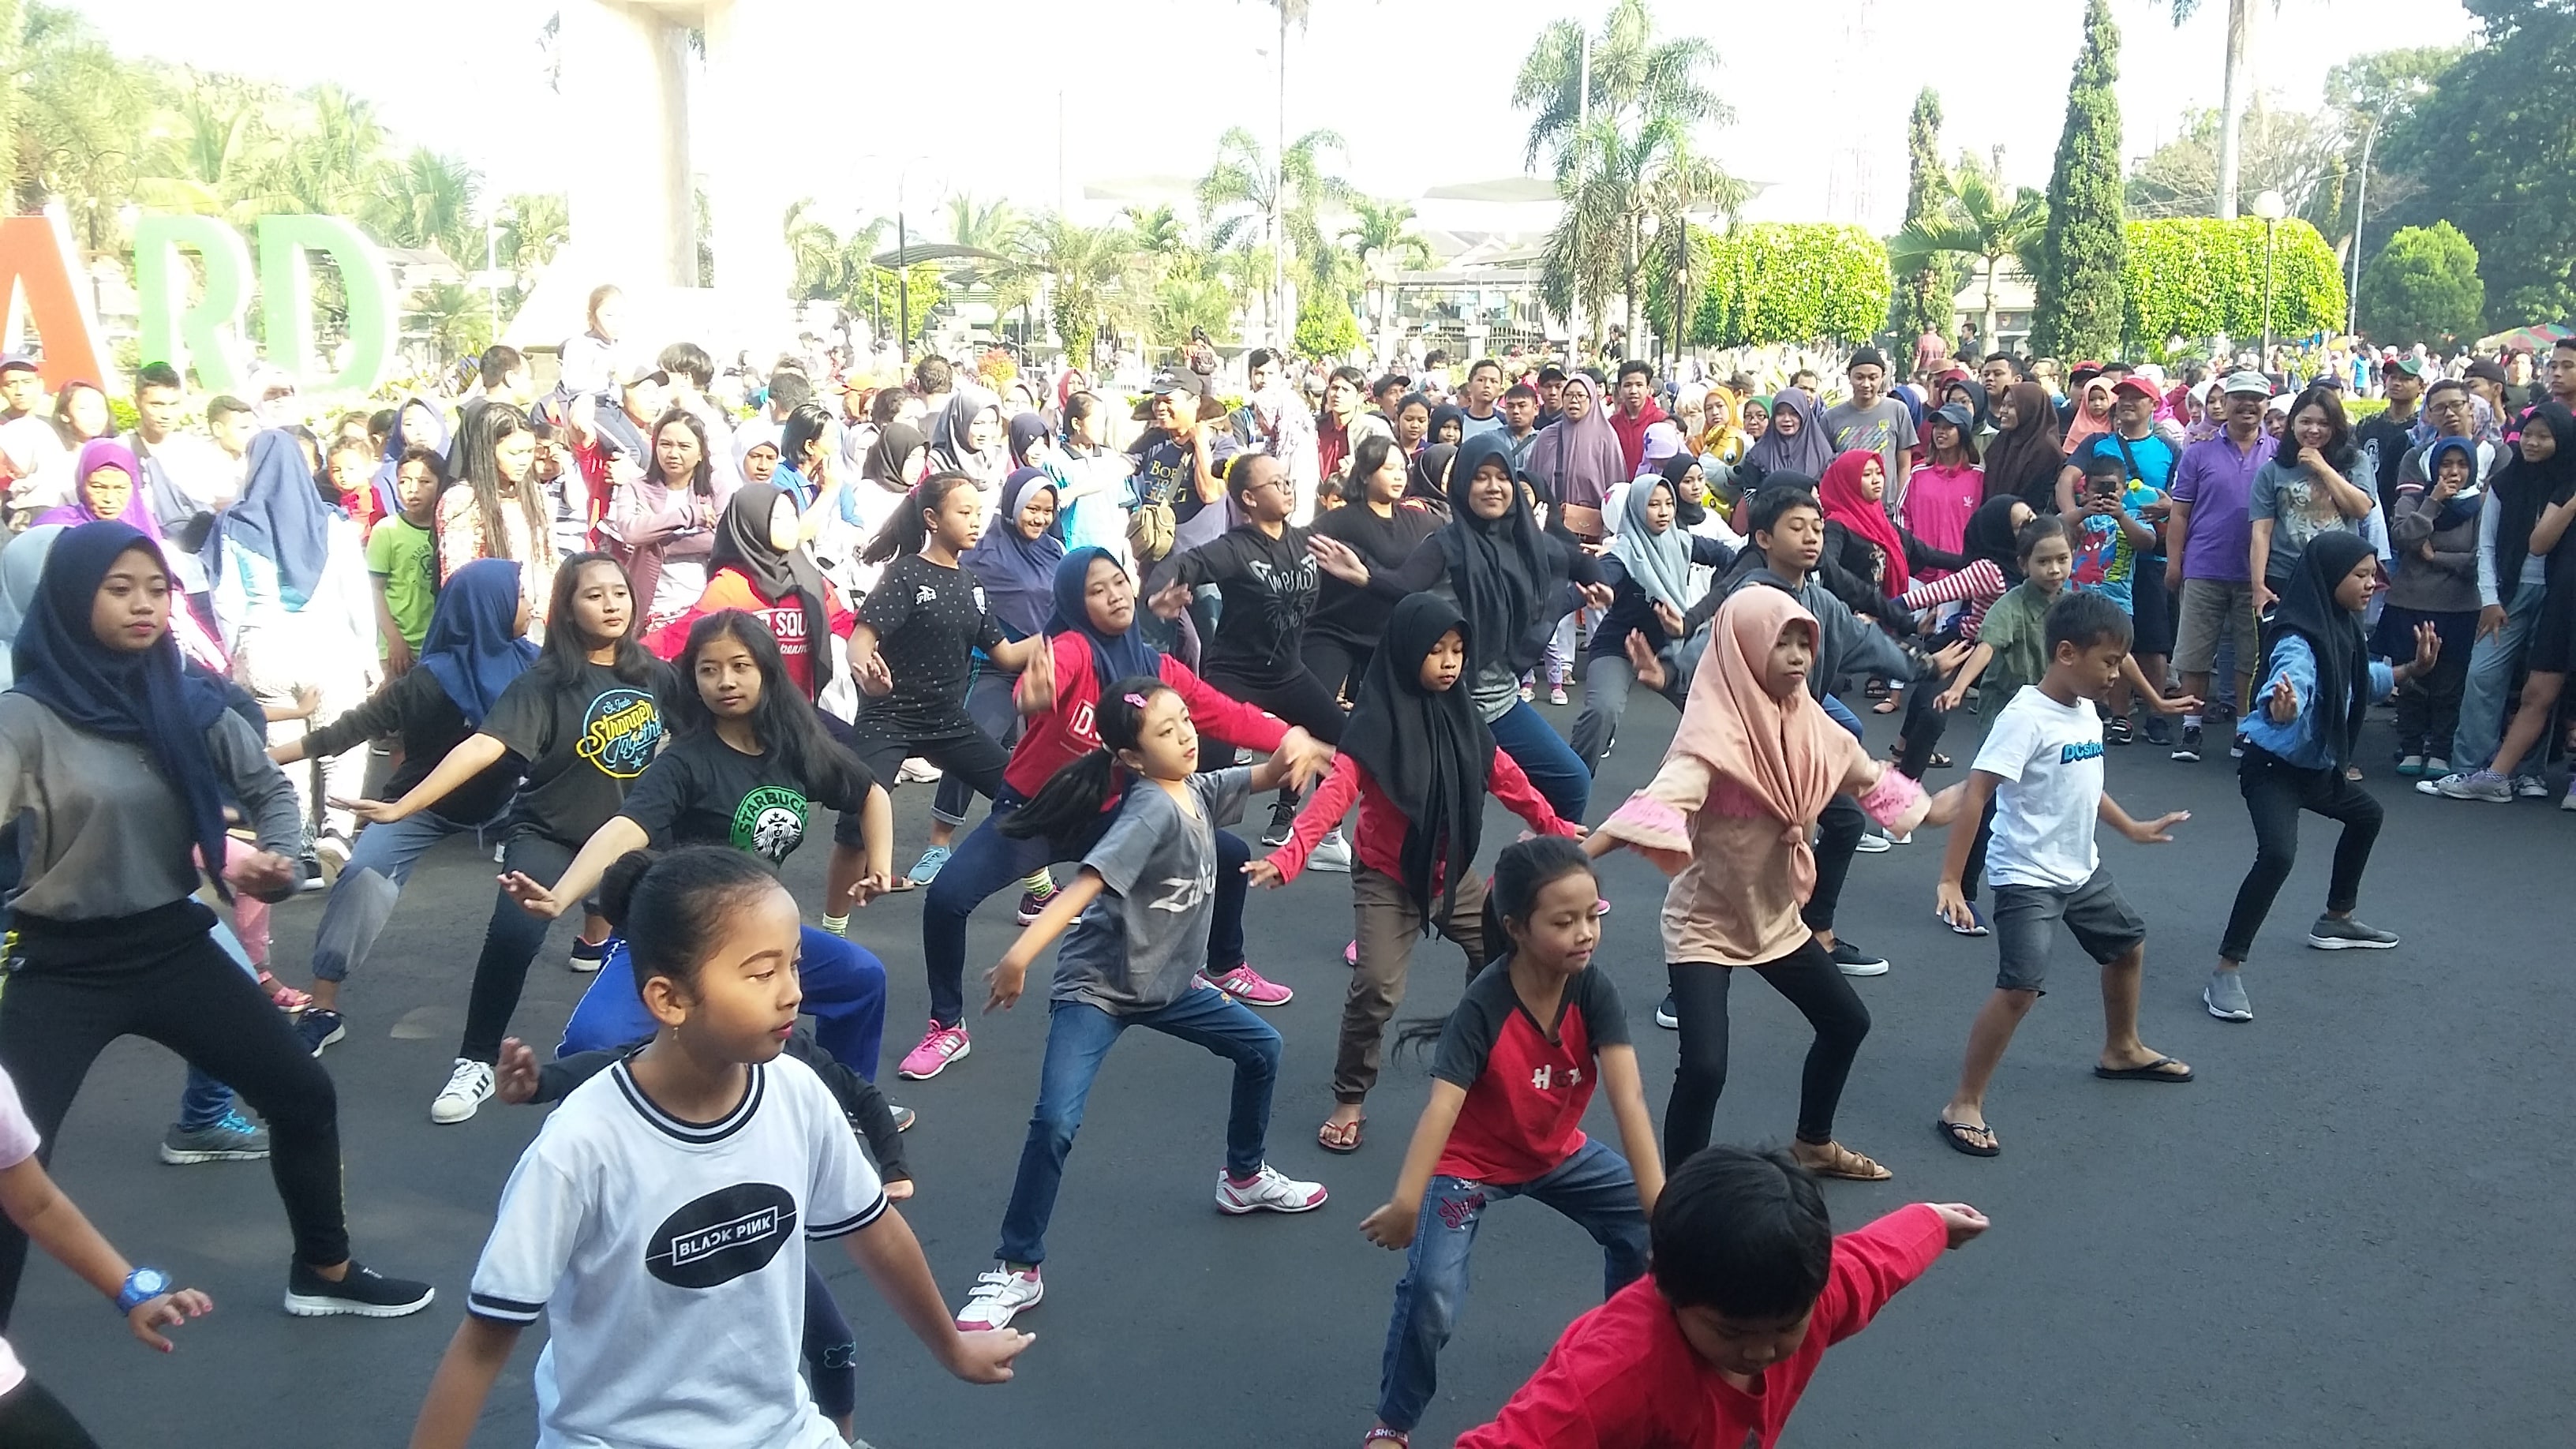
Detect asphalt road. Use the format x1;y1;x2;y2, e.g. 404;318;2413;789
21;691;2572;1448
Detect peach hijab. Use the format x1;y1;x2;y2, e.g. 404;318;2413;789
1665;586;1846;896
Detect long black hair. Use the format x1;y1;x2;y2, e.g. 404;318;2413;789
1392;837;1598;1054
859;470;977;565
450;400;552;561
646;406;714;496
2274;385;2355;472
539;551;657;684
780;402;836;478
672;609;874;810
597;846;781;997
1000;676;1171;842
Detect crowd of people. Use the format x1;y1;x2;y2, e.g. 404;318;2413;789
0;279;2566;1447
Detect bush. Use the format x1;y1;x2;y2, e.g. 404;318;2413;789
2358;223;2484;350
2121;218;2346;348
2343;397;2389;424
1294;291;1363;361
1679;223;1892;348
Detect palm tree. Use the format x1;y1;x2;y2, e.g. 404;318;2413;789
495;192;571;280
1887;170;2048;350
1121;204;1188;260
784;197;844;300
1004;214;1136;369
135;77;278;221
369;147;483;264
1339;197;1432;329
1640;134;1747;361
1197;125;1354;335
15;6;143;235
260;84;390;217
2168;0;2278;220
1511;0;1726;174
1542;115;1652;357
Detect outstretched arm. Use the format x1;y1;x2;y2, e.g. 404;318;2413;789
987;868;1109;1012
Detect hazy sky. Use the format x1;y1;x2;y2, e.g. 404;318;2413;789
68;0;2474;240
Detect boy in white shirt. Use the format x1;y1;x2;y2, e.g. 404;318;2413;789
1933;590;2196;1157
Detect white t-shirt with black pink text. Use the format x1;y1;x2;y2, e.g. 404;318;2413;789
467;1053;887;1449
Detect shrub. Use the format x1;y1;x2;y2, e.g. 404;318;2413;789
2358;223;2484;350
2121;219;2346;348
1294;290;1363;361
1678;224;1892;348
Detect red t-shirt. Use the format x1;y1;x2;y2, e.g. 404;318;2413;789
646;567;857;697
1267;751;1578;887
1458;1204;1949;1448
1001;633;1291;802
1428;964;1628;1184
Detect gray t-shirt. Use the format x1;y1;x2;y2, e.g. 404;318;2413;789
2248;459;2359;585
1053;766;1252;1013
1820;399;1919;492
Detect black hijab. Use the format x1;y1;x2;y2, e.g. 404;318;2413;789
1339;593;1494;921
2263;529;2375;770
10;522;235;887
708;481;836;698
1960;496;2026;583
1406;443;1458;509
862;421;927;487
1439;431;1570;676
2489;402;2576;579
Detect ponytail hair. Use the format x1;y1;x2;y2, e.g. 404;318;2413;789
861;470;977;565
1000;676;1174;841
596;846;781;998
1393;837;1599;1056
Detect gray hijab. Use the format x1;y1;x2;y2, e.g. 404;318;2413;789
929;382;1009;489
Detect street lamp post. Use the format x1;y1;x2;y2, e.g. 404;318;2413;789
2347;98;2398;341
2253;189;2286;373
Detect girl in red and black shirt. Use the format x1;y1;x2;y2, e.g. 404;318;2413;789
1251;594;1578;1154
1351;837;1665;1449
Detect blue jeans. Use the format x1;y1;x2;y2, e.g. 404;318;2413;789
2450;579;2544;770
1488;698;1589;822
995;986;1281;1266
922;793;1249;1028
561;927;887;1080
1375;1138;1650;1431
1821;691;1866;739
309;808;488;983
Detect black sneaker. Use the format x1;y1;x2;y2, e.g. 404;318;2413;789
2170;724;2203;762
2105;714;2134;746
1829;939;1890;977
1260;799;1297;848
297;1008;346;1057
283;1260;434;1319
1653;992;1679;1030
568;936;609;973
2143;713;2173;747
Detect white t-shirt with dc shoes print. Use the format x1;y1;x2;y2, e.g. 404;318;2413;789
468;1053;886;1449
1972;686;2107;891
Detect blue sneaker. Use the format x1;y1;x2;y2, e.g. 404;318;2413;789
907;846;953;886
1941;902;1991;937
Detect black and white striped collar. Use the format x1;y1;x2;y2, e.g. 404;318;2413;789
611;1059;766;1146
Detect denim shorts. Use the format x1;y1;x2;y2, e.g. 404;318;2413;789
1991;867;2146;993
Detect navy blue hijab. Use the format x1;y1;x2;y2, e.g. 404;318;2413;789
11;521;235;885
1046;546;1159;691
419;557;537;727
212;430;334;608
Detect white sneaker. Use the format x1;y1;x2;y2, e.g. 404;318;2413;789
430;1058;494;1125
953;1266;1043;1331
897;757;943;784
1852;830;1893;855
1215;1163;1329;1215
1308;829;1353;873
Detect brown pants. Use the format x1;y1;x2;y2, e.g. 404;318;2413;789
1336;864;1488;1104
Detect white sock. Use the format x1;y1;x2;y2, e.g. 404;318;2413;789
2182;713;2203;728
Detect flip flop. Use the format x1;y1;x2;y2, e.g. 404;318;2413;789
1317;1117;1365;1153
2093;1057;2194;1083
1937;1119;2000;1157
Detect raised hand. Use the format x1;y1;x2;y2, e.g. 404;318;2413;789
493;1039;541;1105
2410;620;2442;675
498;871;567;919
2264;673;2299;724
2122;810;2190;844
1241;857;1287;889
1307;534;1369;586
1926;1202;1991;1249
1146;578;1193;620
1651;601;1686;639
1626;629;1667;690
851;649;894;698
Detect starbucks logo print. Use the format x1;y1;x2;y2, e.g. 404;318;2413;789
733;784;809;863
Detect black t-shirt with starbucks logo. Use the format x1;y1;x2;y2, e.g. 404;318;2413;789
615;728;877;869
481;657;682;847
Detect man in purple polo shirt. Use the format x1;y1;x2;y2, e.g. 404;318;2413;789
2162;370;2275;763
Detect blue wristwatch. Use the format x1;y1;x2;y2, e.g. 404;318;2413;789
115;1267;171;1313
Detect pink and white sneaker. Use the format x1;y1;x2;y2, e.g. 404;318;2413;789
897;1020;972;1080
954;1265;1043;1331
1215;1163;1329;1215
1206;963;1294;1006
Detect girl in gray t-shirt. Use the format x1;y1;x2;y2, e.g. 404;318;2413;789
952;679;1329;1335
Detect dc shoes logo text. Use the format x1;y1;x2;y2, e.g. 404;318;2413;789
2061;739;2106;764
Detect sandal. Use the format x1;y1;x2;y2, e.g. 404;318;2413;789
1926;751;1952;770
1317;1116;1365;1154
1871;694;1902;714
1795;1140;1893;1181
2105;715;2135;746
258;971;312;1014
1937;1119;2000;1157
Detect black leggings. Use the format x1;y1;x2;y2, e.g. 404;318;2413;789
1205;667;1350;749
846;717;1009;808
461;833;579;1065
0;902;348;1327
0;1380;98;1447
1896;681;1953;778
1301;636;1372;706
804;1264;856;1421
1664;938;1871;1166
2220;746;2383;963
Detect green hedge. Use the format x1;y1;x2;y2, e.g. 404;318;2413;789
2121;218;2346;348
1294;291;1363;360
1668;224;1891;348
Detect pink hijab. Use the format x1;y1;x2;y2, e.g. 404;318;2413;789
2063;377;2116;451
1665;587;1846;897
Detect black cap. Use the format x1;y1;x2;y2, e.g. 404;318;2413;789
1848;346;1888;373
619;361;670;389
1148;368;1205;399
